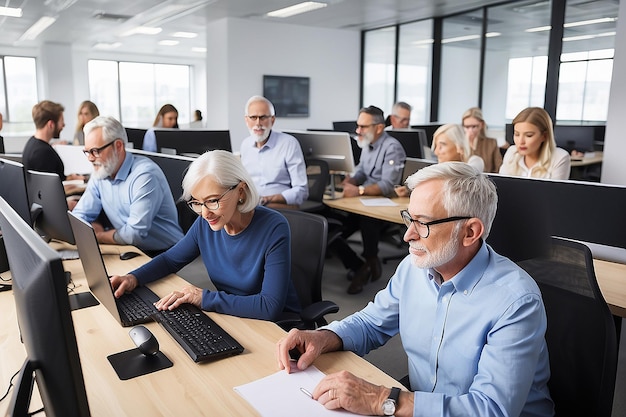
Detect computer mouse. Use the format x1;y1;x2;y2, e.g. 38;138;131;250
119;251;140;261
129;325;159;356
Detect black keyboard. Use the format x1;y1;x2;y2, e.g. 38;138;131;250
117;290;158;326
152;304;244;363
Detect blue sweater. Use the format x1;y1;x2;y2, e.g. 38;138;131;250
131;206;300;321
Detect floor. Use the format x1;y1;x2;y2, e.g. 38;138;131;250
177;235;626;416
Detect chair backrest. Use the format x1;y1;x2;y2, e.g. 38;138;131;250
278;210;327;308
305;158;330;203
517;237;618;417
0;136;4;154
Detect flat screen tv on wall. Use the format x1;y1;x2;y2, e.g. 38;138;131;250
263;75;310;117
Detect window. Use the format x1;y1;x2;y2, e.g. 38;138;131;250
88;60;191;127
362;27;397;114
0;56;38;133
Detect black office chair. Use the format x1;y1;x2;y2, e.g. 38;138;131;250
299;158;330;213
0;136;4;154
276;210;339;331
517;237;618;417
176;199;197;234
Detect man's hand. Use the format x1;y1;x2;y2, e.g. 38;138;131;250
313;371;389;415
276;329;342;373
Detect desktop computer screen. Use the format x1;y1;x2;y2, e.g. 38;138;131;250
0;158;32;226
410;123;442;147
387;129;429;159
26;170;75;245
285;130;356;173
553;125;596;153
155;129;232;155
0;197;91;417
125;127;147;150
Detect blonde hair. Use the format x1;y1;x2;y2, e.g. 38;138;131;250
431;124;471;162
75;101;100;132
503;107;556;178
462;107;488;149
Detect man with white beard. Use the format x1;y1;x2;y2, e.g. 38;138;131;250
330;105;406;294
239;95;308;209
72;116;183;256
277;162;553;417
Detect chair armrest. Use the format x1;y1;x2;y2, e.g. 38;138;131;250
300;300;339;324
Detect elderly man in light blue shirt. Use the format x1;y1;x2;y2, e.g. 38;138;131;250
277;162;553;417
73;116;184;256
240;96;308;209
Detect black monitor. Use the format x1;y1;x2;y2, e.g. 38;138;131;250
332;121;357;134
0;197;90;417
387;129;429;159
154;129;232;155
26;170;75;244
124;127;147;150
285;130;356;173
410;123;443;147
505;123;514;146
0;158;32;226
553;125;596;153
128;149;194;201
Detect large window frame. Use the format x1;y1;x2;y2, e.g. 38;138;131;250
0;55;38;135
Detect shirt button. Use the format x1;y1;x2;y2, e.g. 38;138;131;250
463;290;468;295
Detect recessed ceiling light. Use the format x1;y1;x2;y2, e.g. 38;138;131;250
192;47;207;52
0;6;22;17
120;26;162;37
93;42;122;50
267;2;327;18
172;31;198;38
158;40;179;46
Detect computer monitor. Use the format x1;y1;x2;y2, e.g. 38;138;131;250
154;129;232;155
332;121;357;134
0;197;91;417
387;129;429;159
285;130;356;173
128;149;194;201
0;158;32;226
26;170;75;244
505;123;514;146
125;127;147;150
553;125;596;153
410;123;443;147
401;157;436;184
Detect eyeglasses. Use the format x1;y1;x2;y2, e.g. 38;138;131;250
83;139;118;158
187;185;237;214
356;124;375;130
392;115;410;123
400;210;471;239
246;115;272;122
463;124;480;130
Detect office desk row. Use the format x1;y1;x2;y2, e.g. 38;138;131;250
0;246;400;416
325;195;626;319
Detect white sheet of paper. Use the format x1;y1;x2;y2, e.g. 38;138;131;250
359;198;398;207
234;366;358;417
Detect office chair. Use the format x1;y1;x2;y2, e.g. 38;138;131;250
176;199;197;234
0;136;4;154
276;210;339;331
299;158;330;214
517;237;618;417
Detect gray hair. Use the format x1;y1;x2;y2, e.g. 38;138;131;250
393;101;412;113
83;116;128;145
431;123;471;162
182;150;259;213
405;161;498;239
244;95;275;116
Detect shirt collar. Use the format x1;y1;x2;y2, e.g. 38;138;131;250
428;240;489;296
108;152;133;183
252;130;275;150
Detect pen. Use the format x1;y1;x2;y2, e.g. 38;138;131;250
300;387;313;398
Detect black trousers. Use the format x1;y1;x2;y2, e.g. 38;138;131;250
328;212;386;270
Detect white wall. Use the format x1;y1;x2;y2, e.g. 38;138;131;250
205;18;361;151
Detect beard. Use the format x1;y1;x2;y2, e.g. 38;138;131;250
357;130;374;149
409;228;460;270
91;148;120;180
53;122;62;138
249;126;270;143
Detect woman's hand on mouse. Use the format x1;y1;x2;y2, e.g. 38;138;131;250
110;274;138;298
155;285;202;311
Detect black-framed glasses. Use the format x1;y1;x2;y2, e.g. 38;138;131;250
246;115;272;122
83;139;118;158
187;185;237;214
400;209;471;239
356;123;375;130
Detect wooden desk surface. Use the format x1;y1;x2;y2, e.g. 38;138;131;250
324;195;409;225
0;247;401;416
570;150;603;167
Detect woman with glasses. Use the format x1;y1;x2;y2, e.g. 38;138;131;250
110;150;301;321
499;107;571;179
461;107;502;173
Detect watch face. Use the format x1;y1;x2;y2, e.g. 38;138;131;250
382;399;396;415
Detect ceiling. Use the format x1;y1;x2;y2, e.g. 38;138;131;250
0;0;507;58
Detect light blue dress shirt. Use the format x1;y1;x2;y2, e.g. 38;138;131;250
72;153;184;252
240;130;309;206
324;242;554;417
142;129;157;152
351;131;406;197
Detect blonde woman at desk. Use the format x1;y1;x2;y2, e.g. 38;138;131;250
73;100;99;145
499;107;571;179
395;124;483;197
109;150;301;321
462;107;502;173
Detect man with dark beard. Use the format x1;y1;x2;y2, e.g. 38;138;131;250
22;100;84;182
239;95;308;209
72;116;183;256
277;162;553;417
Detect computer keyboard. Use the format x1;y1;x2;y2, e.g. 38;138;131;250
118;290;158;326
152;304;244;363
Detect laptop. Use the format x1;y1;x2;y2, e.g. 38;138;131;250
67;211;159;327
402;157;436;184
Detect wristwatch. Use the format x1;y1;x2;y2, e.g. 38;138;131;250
358;185;365;195
382;387;400;416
